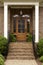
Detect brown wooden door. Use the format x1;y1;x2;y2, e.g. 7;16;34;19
17;18;26;41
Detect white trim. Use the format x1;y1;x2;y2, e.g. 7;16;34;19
35;5;39;43
4;4;8;39
4;2;39;6
4;2;39;43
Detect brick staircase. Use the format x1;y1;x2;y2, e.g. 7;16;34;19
7;42;35;60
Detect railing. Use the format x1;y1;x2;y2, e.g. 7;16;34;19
32;30;38;59
32;30;35;43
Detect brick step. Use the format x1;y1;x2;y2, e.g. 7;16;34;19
10;43;32;45
8;50;34;54
9;44;33;46
8;53;34;56
8;51;34;55
8;51;34;54
10;42;32;45
9;47;33;49
9;43;32;48
7;56;35;59
9;48;33;50
8;52;33;55
8;49;33;52
8;51;33;54
7;42;35;60
9;49;33;52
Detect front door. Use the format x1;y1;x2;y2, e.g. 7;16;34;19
13;16;31;41
17;18;26;41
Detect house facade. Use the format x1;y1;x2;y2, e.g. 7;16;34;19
0;0;43;43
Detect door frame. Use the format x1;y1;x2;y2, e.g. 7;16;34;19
4;2;39;43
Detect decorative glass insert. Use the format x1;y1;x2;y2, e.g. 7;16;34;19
18;19;25;33
27;21;30;33
13;19;16;32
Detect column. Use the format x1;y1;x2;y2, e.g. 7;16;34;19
35;4;39;43
4;4;8;39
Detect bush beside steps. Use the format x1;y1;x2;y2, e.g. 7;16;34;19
9;34;16;42
0;36;8;57
37;39;43;56
26;34;32;42
37;38;43;63
39;56;43;62
42;63;43;65
0;54;5;65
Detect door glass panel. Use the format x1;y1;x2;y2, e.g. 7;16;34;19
13;19;16;32
18;19;25;33
27;21;30;33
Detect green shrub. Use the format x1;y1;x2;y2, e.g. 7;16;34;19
0;36;8;56
37;39;43;56
9;34;16;42
0;54;5;60
26;34;32;42
42;63;43;65
0;54;4;65
39;56;43;62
